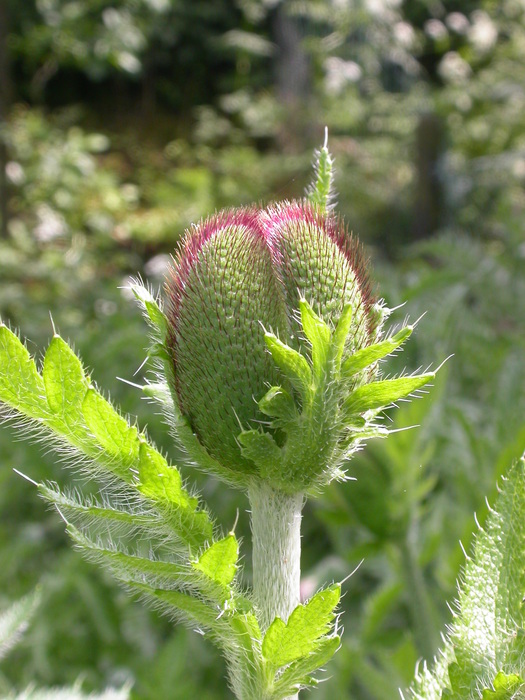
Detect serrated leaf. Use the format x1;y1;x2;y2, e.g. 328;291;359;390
43;335;89;432
262;584;340;667
299;299;330;379
138;442;190;508
67;525;189;585
38;482;147;527
136;584;222;630
264;333;312;397
343;373;434;416
137;443;212;549
0;325;46;417
273;635;340;698
82;389;139;473
341;326;413;378
194;535;238;587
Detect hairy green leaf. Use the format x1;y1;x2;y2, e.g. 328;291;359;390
194;535;238;587
82;389;140;470
341;326;413;378
43;335;89;430
0;590;41;662
299;299;330;380
409;457;525;700
0;325;47;417
272;636;340;698
343;373;434;416
258;387;296;421
481;671;524;698
331;303;353;371
262;584;340;667
238;430;282;472
264;334;312;397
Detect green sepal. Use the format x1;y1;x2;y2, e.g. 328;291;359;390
258;386;296;422
264;333;312;398
130;283;168;339
238;430;282;474
341;326;413;378
299;299;331;380
330;303;353;371
193;535;238;588
481;672;524;698
262;584;340;667
343;373;434;416
272;635;340;698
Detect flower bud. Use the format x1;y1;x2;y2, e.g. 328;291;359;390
164;200;431;492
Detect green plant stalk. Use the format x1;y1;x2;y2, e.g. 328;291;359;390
399;525;437;664
249;482;304;698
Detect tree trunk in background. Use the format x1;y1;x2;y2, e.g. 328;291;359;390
272;2;312;152
412;112;445;241
0;0;12;239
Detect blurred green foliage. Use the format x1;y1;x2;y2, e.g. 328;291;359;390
1;0;525;698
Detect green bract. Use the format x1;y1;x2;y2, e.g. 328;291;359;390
159;200;433;493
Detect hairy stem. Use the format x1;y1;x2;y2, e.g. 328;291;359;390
249;482;304;699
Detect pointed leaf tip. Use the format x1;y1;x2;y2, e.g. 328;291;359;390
343;373;434;416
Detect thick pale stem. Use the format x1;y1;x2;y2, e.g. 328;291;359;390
249;483;303;699
249;483;303;630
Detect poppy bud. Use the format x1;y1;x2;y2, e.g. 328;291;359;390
164;201;431;493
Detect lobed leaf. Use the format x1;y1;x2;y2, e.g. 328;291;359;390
272;636;340;698
238;430;282;474
194;535;238;587
262;584;340;667
481;672;524;698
